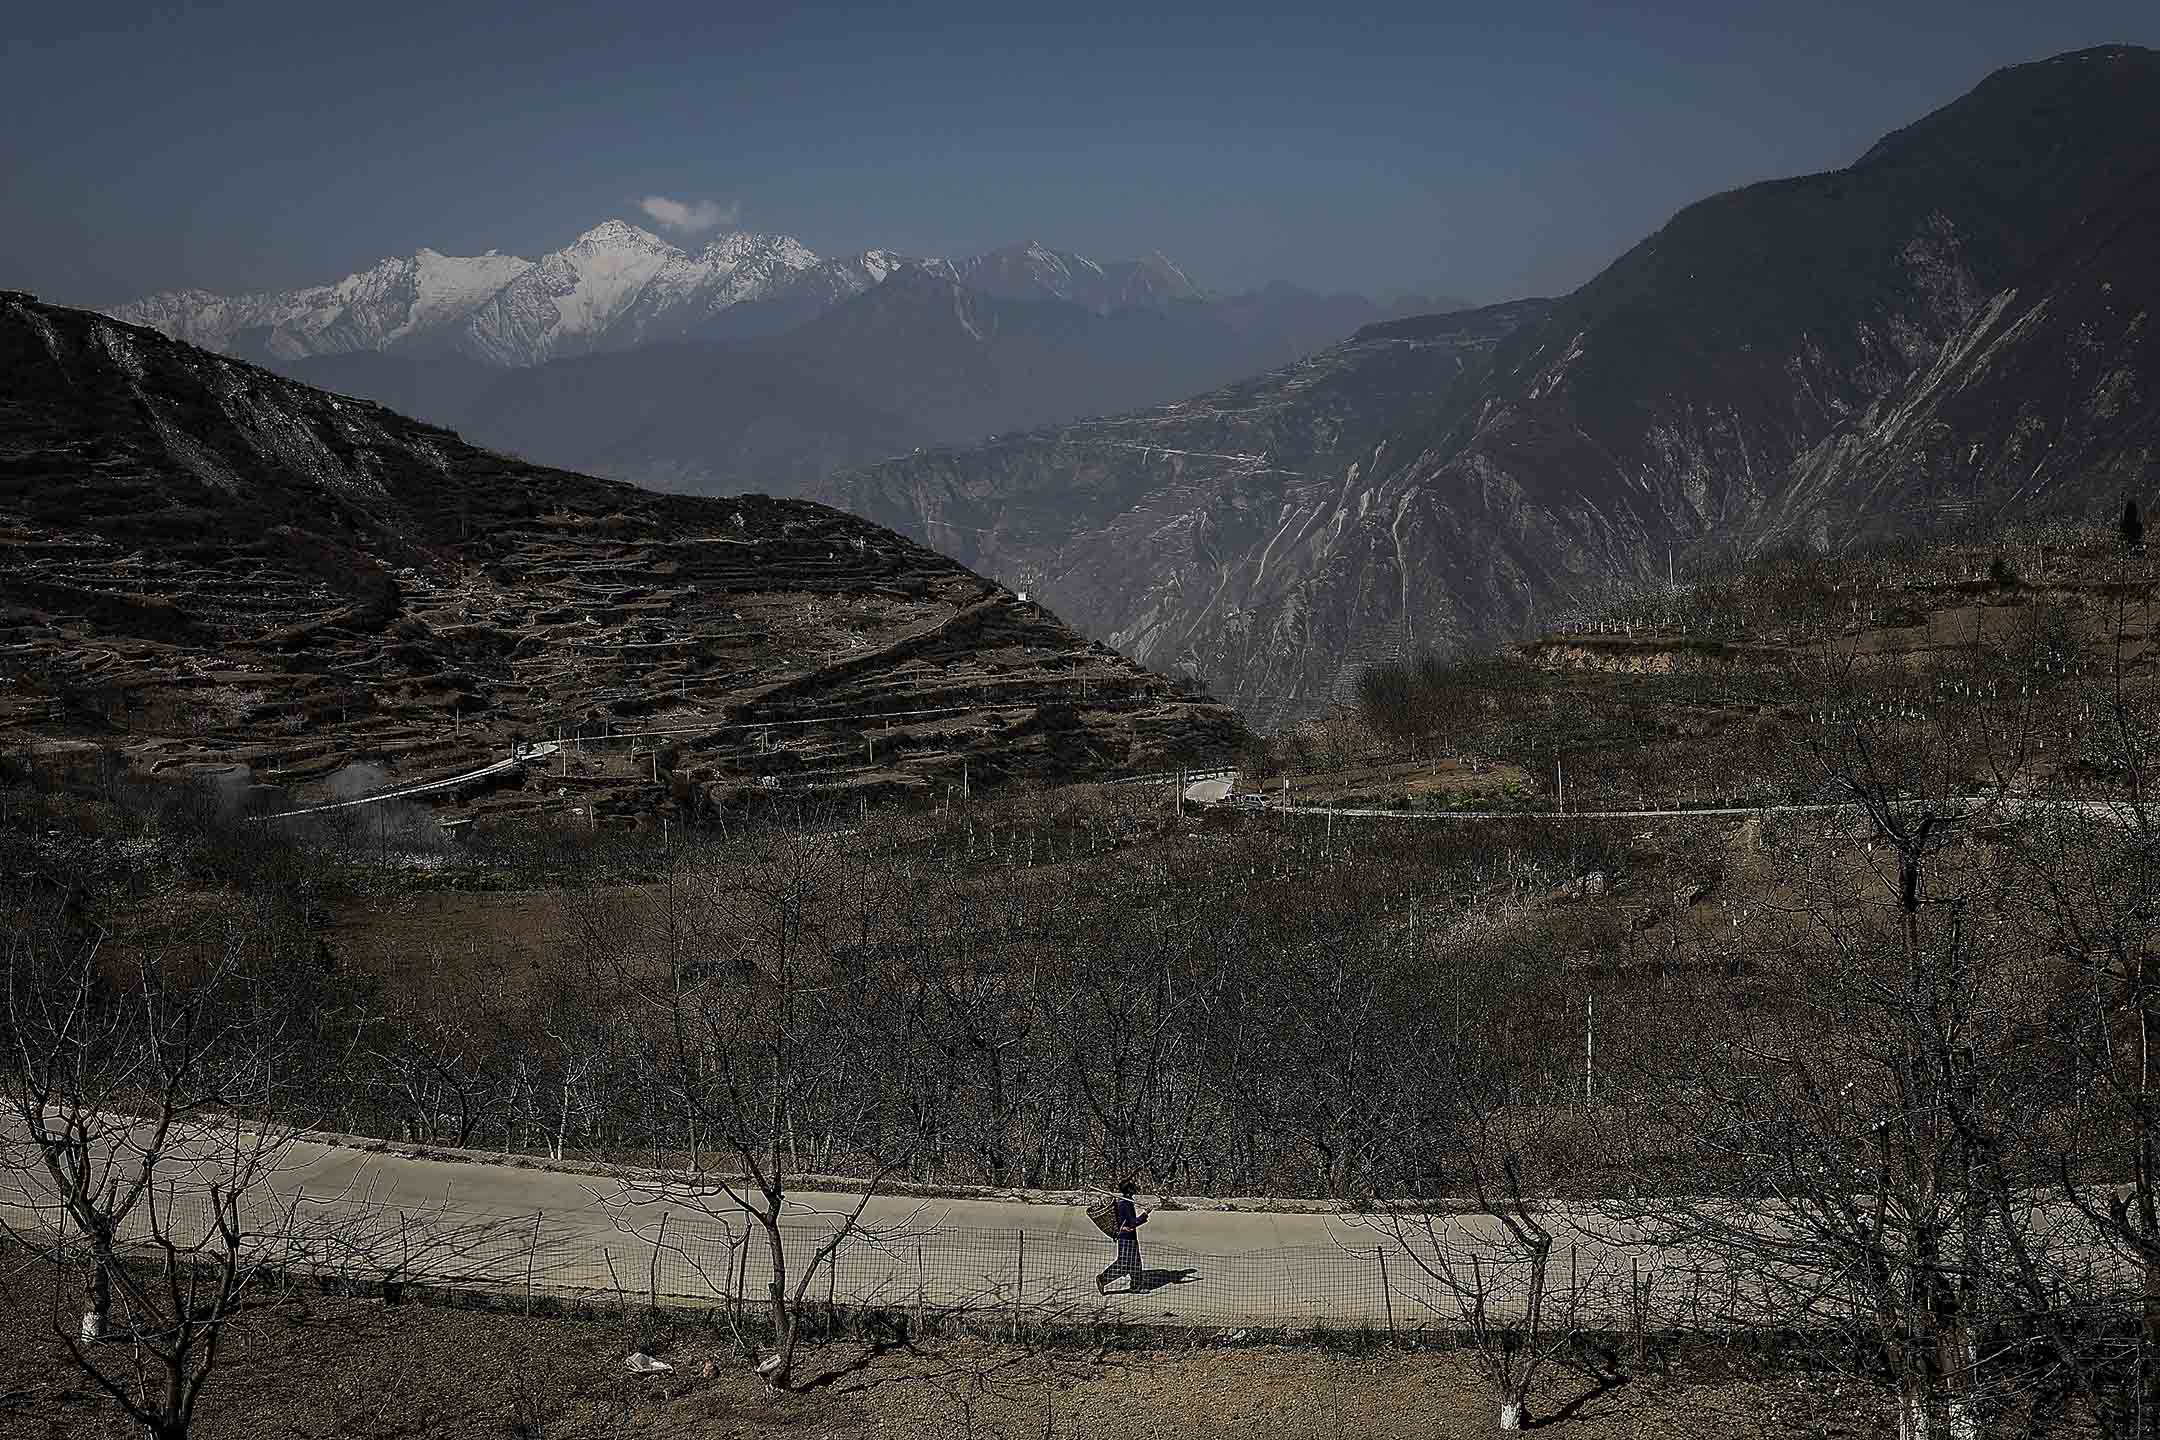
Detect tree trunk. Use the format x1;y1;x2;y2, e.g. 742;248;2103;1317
158;1347;190;1440
1898;1373;1932;1440
2140;949;2160;1422
761;1221;795;1389
2146;1256;2160;1429
82;1245;110;1340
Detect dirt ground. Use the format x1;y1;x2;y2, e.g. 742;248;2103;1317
0;1256;1894;1440
325;884;572;1001
1272;758;1536;809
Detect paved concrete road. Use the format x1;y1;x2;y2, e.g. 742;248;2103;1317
4;1120;1721;1330
11;1119;2117;1334
1275;795;2156;825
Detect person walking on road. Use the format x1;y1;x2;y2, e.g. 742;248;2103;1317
1096;1179;1149;1294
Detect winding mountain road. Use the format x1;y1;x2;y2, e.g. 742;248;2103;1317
248;744;562;822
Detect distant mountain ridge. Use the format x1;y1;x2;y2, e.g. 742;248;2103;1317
280;266;1333;500
820;45;2160;729
110;227;1448;370
922;241;1202;311
110;248;534;363
110;221;887;368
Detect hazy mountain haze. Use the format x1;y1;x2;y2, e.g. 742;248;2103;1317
8;1;2157;310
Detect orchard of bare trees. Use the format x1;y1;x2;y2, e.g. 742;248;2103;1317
11;532;2160;1430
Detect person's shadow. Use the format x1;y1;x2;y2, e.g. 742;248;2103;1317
1110;1267;1201;1295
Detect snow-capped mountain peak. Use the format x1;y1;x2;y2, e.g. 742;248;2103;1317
567;218;679;256
693;231;819;270
387;248;535;345
456;220;688;364
858;250;906;283
598;229;829;349
106;223;1204;367
107;246;537;361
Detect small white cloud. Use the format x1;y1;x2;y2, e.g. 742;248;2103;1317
639;195;741;234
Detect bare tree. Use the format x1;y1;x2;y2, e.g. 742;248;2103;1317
2002;604;2160;1425
1;889;316;1440
1052;908;1205;1193
597;812;932;1390
1345;990;1594;1432
361;950;512;1150
1596;652;2097;1439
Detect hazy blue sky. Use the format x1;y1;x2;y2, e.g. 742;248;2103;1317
7;2;2156;308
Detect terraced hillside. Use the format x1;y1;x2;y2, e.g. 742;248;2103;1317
1265;523;2160;821
0;294;1243;824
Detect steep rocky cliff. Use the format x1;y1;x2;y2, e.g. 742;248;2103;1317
1768;159;2160;543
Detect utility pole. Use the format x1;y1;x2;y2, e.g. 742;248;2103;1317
1585;993;1596;1106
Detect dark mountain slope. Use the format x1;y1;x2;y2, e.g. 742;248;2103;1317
824;46;2160;728
1420;45;2160;539
0;294;1242;818
1769;159;2160;541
